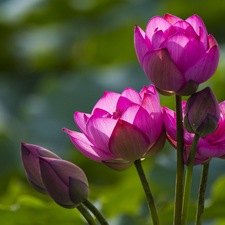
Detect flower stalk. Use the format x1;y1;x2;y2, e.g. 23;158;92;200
174;94;185;225
195;162;210;225
182;134;200;225
77;204;97;225
83;199;109;225
134;159;160;225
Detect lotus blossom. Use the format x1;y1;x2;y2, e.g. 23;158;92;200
134;14;219;96
63;85;166;171
163;101;225;165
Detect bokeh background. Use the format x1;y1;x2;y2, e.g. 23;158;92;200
1;0;225;224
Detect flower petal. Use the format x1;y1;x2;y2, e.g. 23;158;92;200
142;48;185;92
62;128;116;161
184;45;219;84
92;92;120;115
145;16;172;41
74;112;91;134
134;25;151;66
172;21;197;38
160;33;200;73
103;160;134;171
151;30;166;49
197;144;225;158
86;116;117;153
164;13;183;25
109;120;150;161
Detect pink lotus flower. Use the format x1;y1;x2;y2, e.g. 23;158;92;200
134;14;219;96
163;101;225;165
63;85;166;171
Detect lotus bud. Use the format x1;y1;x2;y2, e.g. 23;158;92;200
184;87;220;137
21;142;61;194
39;157;89;209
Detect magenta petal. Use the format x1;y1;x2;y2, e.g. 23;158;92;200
160;33;200;72
173;21;197;38
142;48;185;92
121;88;141;104
120;103;140;124
208;34;219;49
92;108;111;117
151;30;166;49
109;120;150;161
86;116;117;153
184;45;219;84
197;144;225;158
92;92;120;115
145;16;172;41
103;160;134;171
62;128;116;161
198;26;208;54
39;158;75;208
134;25;151;66
74;112;91;134
164;13;183;25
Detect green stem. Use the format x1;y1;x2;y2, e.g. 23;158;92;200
134;159;160;225
77;204;97;225
182;134;200;225
83;199;109;225
174;94;185;225
195;162;210;225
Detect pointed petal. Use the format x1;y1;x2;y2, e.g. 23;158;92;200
103;160;134;171
185;14;207;36
164;13;183;25
173;21;197;38
198;26;208;54
160;33;200;73
92;108;111;118
142;48;185;92
184;45;219;84
134;25;151;66
109;120;150;161
62;128;116;161
151;30;166;49
74;112;91;134
92;92;120;114
86;116;117;153
208;34;219;49
145;16;172;41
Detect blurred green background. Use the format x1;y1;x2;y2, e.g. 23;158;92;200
1;0;225;224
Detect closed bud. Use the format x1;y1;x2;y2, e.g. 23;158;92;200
21;142;61;194
39;157;89;209
184;87;220;137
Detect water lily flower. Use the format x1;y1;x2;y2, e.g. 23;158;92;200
163;100;225;165
134;14;219;96
63;85;166;171
21;142;61;194
39;157;89;209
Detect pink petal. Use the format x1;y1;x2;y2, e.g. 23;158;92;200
145;16;172;41
184;45;219;84
86;116;117;153
103;160;134;171
62;128;116;161
164;13;183;25
92;92;120;115
198;27;208;54
120;103;140;124
197;144;225;158
151;30;166;49
172;21;197;38
208;34;219;49
134;25;151;66
185;15;207;36
139;86;148;98
160;33;200;73
92;108;111;118
142;48;185;92
109;120;150;161
74;112;91;134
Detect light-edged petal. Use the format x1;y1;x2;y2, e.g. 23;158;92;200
145;16;172;41
184;45;219;84
151;30;166;49
121;88;142;104
164;13;183;25
74;112;91;134
109;120;150;161
142;48;185;92
120;103;140;124
160;33;200;73
134;25;151;66
172;21;197;38
62;128;116;161
86;116;117;153
208;34;219;49
92;108;111;118
198;26;208;54
185;14;207;36
92;92;120;115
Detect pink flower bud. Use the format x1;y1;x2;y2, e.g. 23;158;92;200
39;157;89;209
184;87;220;137
21;142;61;194
134;14;219;96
